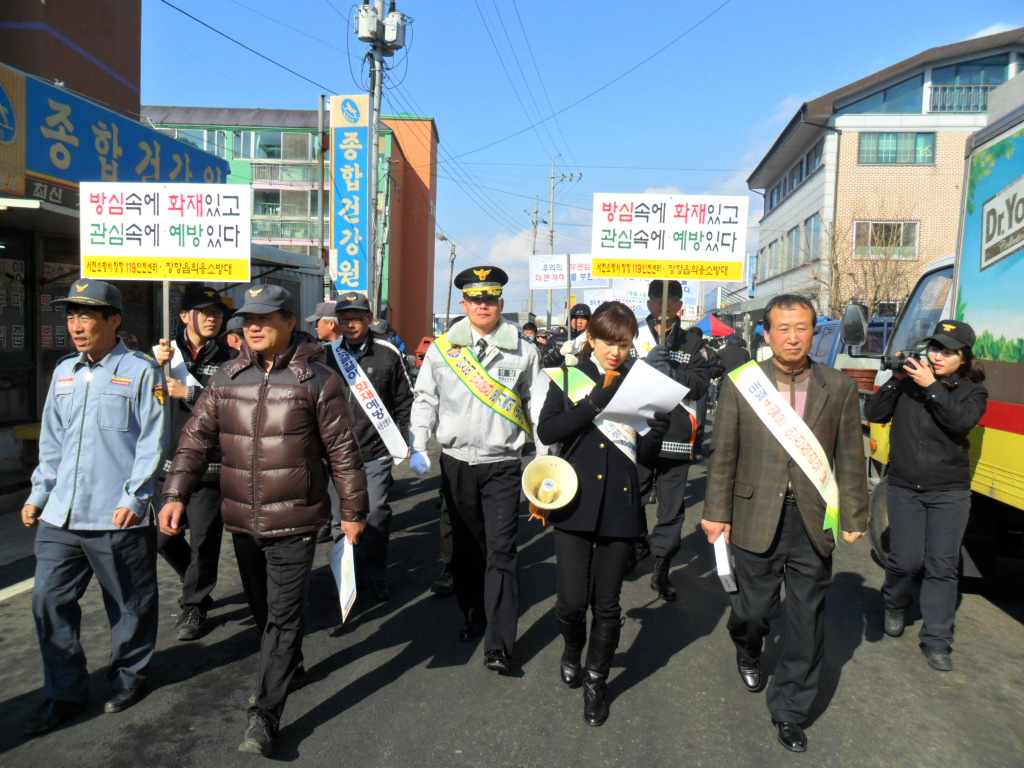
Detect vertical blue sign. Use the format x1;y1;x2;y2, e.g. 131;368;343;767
330;95;370;292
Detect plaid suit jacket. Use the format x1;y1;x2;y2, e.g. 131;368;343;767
704;359;868;557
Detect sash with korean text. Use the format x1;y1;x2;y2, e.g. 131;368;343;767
729;360;841;543
330;342;408;464
545;366;637;463
433;335;532;436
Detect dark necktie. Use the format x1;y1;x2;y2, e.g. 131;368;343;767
476;338;488;358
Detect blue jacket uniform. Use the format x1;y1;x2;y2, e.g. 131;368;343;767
27;341;167;529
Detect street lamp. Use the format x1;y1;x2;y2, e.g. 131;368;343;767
436;232;457;330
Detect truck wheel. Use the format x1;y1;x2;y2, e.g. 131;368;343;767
868;476;891;567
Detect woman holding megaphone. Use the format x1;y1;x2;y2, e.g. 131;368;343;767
535;301;670;726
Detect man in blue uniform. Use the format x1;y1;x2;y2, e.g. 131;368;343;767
21;279;167;735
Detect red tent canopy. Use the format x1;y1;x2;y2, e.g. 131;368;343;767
693;314;735;336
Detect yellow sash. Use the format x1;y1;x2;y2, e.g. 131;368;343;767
434;335;533;436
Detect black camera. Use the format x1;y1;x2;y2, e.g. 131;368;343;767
882;350;927;372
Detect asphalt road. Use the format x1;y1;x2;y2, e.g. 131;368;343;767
1;439;1022;767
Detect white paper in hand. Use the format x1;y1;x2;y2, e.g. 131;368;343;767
599;359;690;435
714;535;737;593
328;538;357;622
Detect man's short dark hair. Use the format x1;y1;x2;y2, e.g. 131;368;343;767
278;309;295;321
762;294;816;331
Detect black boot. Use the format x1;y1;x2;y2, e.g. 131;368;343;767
650;556;676;601
582;619;620;727
557;616;586;687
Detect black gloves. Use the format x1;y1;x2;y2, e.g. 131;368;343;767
646;410;671;439
587;376;622;411
644;344;671;376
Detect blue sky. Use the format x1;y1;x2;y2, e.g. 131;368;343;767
141;1;1023;316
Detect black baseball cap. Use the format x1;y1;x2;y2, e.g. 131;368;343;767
335;291;372;314
236;284;292;315
569;303;591;319
370;318;391;335
181;285;228;312
923;319;976;350
304;301;338;323
225;315;246;335
648;279;683;300
54;279;123;311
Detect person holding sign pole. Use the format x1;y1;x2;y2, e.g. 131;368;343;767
152;285;233;642
702;294;868;753
409;266;547;675
321;291;414;601
536;301;669;726
633;279;714;601
159;284;367;757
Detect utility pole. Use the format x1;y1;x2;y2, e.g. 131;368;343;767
354;0;406;314
525;196;544;319
436;233;457;329
318;94;328;299
548;154;581;329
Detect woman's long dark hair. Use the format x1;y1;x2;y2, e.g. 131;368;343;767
578;301;638;360
960;347;986;383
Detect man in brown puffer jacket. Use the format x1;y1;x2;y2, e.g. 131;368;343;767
159;284;367;757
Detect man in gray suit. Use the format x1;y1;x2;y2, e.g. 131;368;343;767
702;294;868;753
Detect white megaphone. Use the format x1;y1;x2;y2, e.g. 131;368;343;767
522;456;579;512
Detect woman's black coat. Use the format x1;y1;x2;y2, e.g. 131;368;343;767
535;358;659;538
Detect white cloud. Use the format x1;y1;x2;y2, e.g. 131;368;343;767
749;94;807;134
971;22;1015;39
643;186;683;195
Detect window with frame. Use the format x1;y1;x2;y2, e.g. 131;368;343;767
858;132;934;164
853;221;919;260
787;226;800;271
804;213;821;263
837;74;924;115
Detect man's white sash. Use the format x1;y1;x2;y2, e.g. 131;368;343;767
330;342;408;464
729;360;841;542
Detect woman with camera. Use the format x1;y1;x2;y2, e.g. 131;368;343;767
864;319;988;672
535;301;669;726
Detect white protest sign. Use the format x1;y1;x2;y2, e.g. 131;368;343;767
591;193;749;282
80;182;252;282
529;254;608;291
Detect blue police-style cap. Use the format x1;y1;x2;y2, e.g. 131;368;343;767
53;279;123;312
236;284;292;315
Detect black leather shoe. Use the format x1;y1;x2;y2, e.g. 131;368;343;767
774;720;807;752
484;649;512;674
431;569;454;596
175;606;207;641
239;712;275;756
737;655;762;693
371;579;391;601
459;620;485;642
24;699;86;736
921;643;953;671
884;608;905;637
104;686;144;714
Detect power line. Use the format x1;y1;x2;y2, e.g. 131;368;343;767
157;0;339;94
449;0;735;160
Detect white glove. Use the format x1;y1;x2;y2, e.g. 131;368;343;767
410;451;431;475
560;339;575;356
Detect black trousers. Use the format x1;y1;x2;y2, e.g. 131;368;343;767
441;454;521;655
156;482;223;612
232;531;317;733
554;529;632;625
439;461;453;568
637;458;691;559
882;485;970;649
728;500;831;725
33;522;158;701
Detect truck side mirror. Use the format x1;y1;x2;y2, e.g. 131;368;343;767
840;304;868;346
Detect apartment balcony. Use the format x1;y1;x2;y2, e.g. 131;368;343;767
929;84;997;113
251;217;329;243
250;162;328;188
